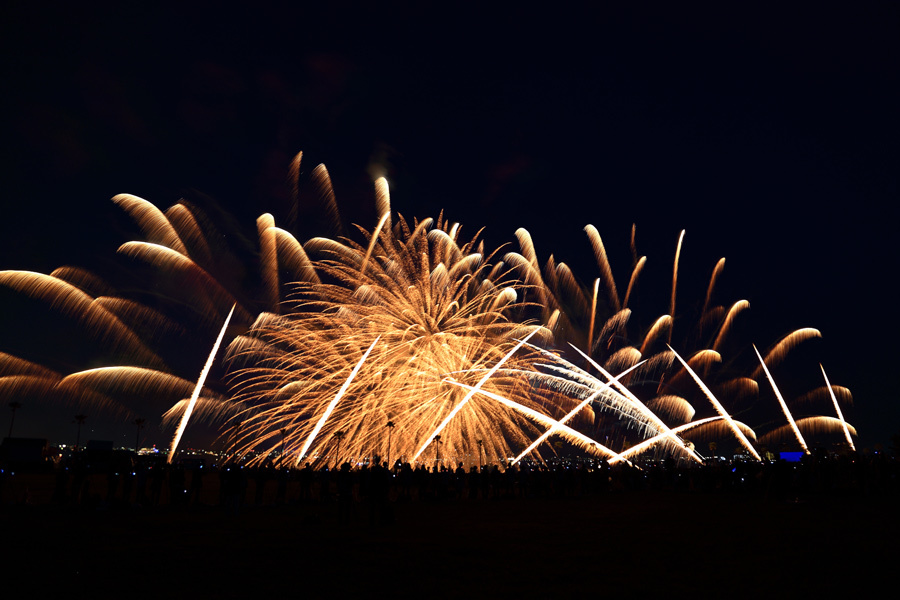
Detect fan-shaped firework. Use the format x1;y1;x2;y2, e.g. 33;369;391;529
0;152;857;463
498;221;856;457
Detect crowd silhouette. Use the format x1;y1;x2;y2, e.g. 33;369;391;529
2;446;897;512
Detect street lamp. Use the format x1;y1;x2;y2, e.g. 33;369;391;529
134;418;146;453
73;414;87;450
8;401;21;438
332;430;345;469
386;420;395;467
476;439;484;470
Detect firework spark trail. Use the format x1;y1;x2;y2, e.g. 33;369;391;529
168;304;235;462
113;193;188;255
361;212;391;276
752;328;822;377
496;340;701;461
0;271;166;368
445;380;618;459
410;328;541;463
587;278;599;354
820;364;855;451
507;341;666;431
567;343;704;463
584;224;620;312
622;256;646;310
757;416;857;448
753;344;809;455
510;359;645;465
670;345;762;460
117;241;252;324
669;229;685;343
640;315;673;356
703;257;727;316
258;214;280;312
295;336;381;465
608;416;752;464
712;300;750;352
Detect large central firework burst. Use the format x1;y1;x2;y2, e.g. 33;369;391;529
226;209;583;467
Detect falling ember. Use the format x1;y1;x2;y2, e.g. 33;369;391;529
168;304;235;462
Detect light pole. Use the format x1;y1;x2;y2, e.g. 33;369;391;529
332;430;345;469
8;401;21;438
134;418;146;453
73;414;87;450
386;420;395;467
476;439;483;470
227;420;242;463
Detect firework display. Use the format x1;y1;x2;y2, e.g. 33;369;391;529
0;153;856;465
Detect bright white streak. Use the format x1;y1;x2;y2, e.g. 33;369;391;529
360;212;391;276
568;343;704;464
670;346;761;460
587;278;599;355
411;328;541;463
609;416;734;464
754;345;809;455
820;364;855;451
168;304;235;463
445;380;618;459
295;336;381;465
511;359;646;465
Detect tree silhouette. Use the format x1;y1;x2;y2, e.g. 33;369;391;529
476;439;484;469
434;434;442;467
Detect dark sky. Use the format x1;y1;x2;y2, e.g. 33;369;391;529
1;3;897;450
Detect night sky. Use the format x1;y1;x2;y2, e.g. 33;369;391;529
1;4;897;450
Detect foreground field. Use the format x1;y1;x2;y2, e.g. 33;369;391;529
2;486;893;598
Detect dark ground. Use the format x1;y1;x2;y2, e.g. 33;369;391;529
2;472;895;598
